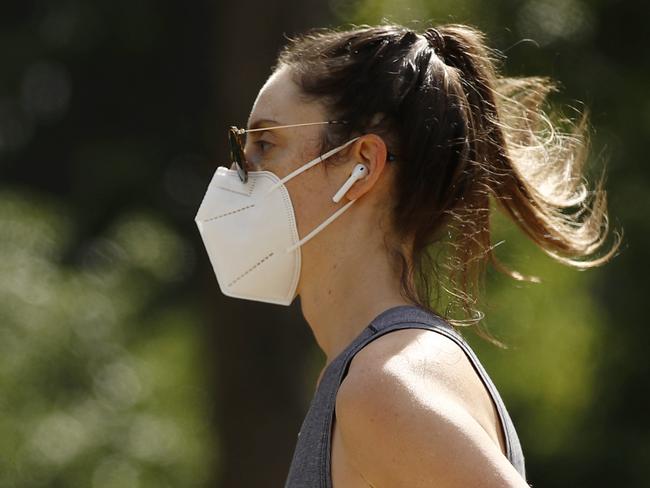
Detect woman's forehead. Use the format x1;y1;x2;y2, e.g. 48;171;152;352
248;66;323;129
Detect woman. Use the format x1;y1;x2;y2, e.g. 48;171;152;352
195;23;621;487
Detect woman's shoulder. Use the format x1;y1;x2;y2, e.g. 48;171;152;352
334;327;526;487
339;326;507;454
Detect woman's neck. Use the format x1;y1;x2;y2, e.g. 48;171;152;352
298;231;414;365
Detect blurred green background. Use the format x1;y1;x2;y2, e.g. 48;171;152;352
0;0;646;487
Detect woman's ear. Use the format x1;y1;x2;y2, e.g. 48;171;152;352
343;133;389;201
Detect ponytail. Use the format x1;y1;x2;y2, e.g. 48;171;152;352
276;23;623;347
417;24;622;345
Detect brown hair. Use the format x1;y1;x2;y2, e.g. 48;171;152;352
274;23;623;347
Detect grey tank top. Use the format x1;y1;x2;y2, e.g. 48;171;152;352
284;305;526;487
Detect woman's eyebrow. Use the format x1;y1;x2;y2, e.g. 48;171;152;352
247;118;282;131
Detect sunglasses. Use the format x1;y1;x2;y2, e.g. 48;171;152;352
227;120;396;183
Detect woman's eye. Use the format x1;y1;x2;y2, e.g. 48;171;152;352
255;140;272;152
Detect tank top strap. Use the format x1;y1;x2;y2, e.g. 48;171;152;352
366;303;459;335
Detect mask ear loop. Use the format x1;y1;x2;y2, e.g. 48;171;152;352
248;136;360;253
285;198;356;253
280;136;363;254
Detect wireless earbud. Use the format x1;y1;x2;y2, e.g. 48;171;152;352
332;164;368;203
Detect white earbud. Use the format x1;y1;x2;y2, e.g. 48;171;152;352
332;163;368;203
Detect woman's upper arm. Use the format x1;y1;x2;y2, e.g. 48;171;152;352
335;355;531;488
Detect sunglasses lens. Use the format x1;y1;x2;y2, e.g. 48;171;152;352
228;127;248;183
235;162;247;183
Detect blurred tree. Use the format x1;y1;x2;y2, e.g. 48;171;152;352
0;1;224;486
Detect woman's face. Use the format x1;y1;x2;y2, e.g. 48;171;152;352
243;64;357;257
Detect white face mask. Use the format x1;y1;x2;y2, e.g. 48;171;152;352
194;136;361;306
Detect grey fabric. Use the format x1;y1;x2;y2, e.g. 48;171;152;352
284;305;527;487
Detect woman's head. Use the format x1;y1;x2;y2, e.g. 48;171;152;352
242;64;401;289
246;22;622;345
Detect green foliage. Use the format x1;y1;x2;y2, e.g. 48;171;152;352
467;208;605;459
0;189;216;487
